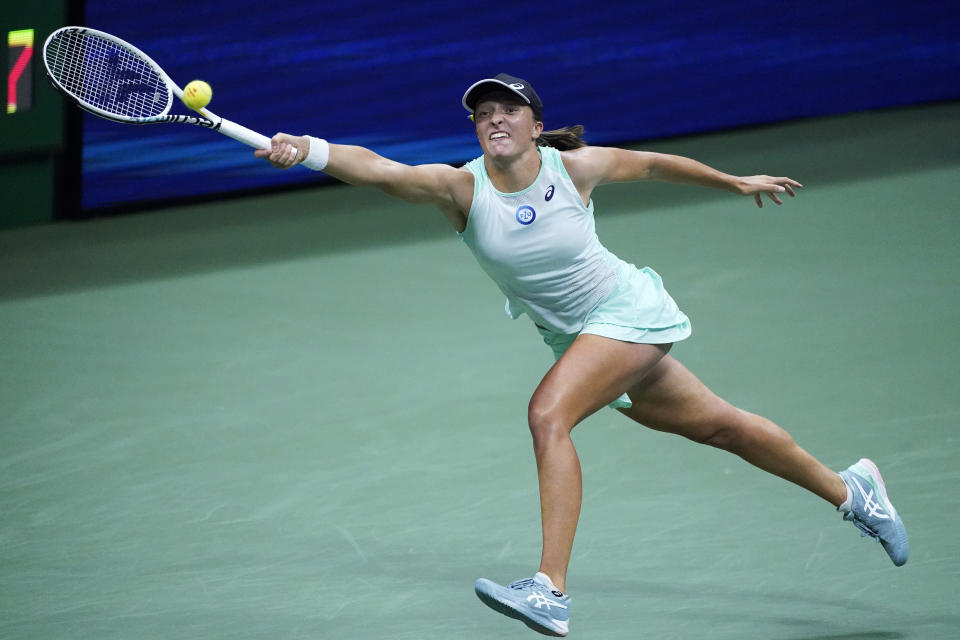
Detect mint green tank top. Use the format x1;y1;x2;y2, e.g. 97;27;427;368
459;146;617;334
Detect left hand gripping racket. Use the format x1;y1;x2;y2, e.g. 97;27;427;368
43;26;271;150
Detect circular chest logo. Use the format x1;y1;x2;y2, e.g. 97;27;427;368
516;205;536;225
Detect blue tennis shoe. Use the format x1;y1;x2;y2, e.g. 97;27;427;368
839;458;909;566
475;572;571;636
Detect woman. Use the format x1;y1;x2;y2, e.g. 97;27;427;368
255;74;908;637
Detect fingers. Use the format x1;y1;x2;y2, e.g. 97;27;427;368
272;140;301;167
774;177;802;194
744;175;803;208
770;177;803;204
752;185;784;206
755;183;783;207
253;133;301;169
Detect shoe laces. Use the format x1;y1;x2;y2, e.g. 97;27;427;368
508;578;539;591
844;511;880;542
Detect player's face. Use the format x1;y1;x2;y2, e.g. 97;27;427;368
474;92;543;158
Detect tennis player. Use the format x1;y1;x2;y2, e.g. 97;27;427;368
255;74;908;637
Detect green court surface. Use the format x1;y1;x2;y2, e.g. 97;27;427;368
2;103;958;639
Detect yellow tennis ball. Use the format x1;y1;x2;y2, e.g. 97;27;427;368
182;80;212;110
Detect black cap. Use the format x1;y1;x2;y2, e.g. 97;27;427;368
462;73;543;121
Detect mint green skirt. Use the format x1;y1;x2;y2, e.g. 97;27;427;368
536;258;691;409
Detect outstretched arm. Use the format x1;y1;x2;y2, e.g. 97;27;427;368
562;146;802;208
254;133;472;227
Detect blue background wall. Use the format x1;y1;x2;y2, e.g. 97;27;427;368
81;0;960;210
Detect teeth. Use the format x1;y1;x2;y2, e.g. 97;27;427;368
490;132;508;139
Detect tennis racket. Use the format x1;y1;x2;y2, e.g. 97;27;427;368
42;26;270;149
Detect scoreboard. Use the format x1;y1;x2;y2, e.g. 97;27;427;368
1;5;68;154
7;28;34;115
0;2;76;226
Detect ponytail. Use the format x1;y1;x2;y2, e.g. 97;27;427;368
536;125;587;150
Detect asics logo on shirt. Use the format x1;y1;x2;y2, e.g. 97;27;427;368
545;185;555;201
516;205;536;225
851;476;890;520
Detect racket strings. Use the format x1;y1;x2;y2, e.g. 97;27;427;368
45;30;170;119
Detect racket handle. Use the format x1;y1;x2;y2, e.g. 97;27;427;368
216;117;272;149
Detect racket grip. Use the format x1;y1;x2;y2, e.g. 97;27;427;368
216;117;272;149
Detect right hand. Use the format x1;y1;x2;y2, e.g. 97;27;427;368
253;133;309;169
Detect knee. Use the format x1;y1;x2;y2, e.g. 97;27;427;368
527;399;573;452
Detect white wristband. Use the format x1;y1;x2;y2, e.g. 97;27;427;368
301;136;329;171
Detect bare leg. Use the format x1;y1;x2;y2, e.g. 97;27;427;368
526;335;671;592
618;355;847;506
